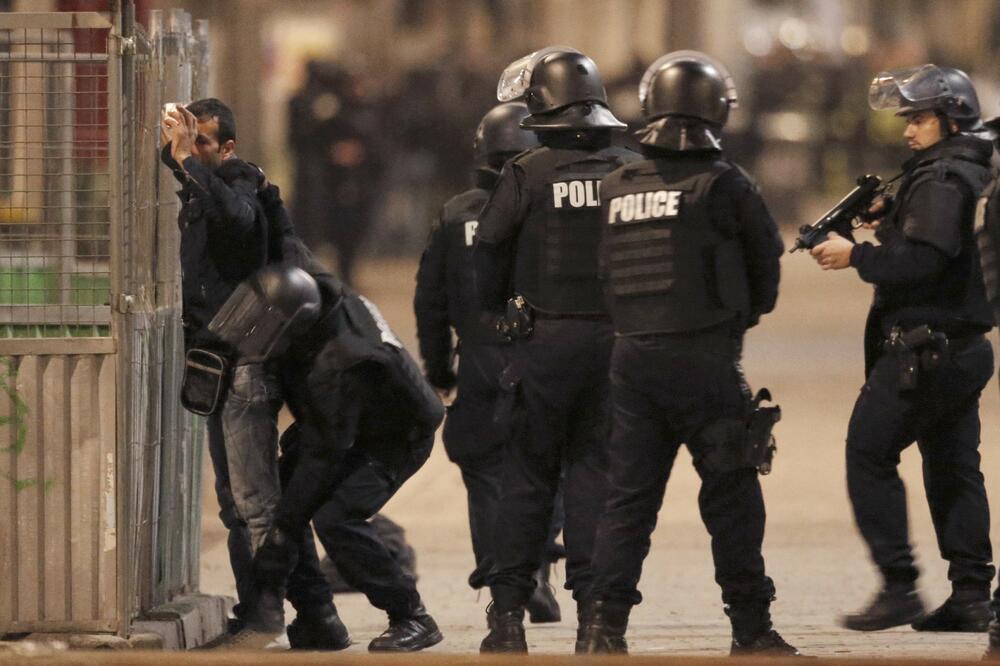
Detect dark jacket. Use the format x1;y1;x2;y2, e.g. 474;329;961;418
414;170;502;390
849;134;994;370
163;149;270;345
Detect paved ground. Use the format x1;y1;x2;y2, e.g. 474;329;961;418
197;235;1000;660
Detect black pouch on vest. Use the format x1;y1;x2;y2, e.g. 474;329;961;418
180;348;230;416
497;295;534;341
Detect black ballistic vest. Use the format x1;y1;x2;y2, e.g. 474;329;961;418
975;176;1000;321
600;158;750;335
439;187;503;344
876;141;994;334
513;145;637;314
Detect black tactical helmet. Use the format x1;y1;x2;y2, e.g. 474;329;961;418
473;102;539;163
869;64;982;130
637;51;738;151
497;47;626;130
208;265;322;361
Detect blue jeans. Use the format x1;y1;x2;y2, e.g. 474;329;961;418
206;362;331;614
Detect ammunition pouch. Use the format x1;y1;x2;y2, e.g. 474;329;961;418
496;295;534;342
695;389;780;475
180;348;230;416
886;325;949;391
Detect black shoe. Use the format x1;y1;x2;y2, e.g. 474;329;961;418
912;594;990;632
480;604;527;653
840;585;926;631
575;599;629;655
287;604;351;651
527;565;561;623
368;605;443;652
731;629;804;657
985;611;1000;659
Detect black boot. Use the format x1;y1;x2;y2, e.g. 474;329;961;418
368;604;443;652
727;602;804;657
480;604;528;653
840;583;926;631
575;599;629;655
527;564;561;623
986;605;1000;659
912;589;990;632
287;602;351;651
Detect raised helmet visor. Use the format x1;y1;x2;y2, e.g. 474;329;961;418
869;65;953;113
497;45;581;102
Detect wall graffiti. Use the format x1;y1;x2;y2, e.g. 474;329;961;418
0;356;54;492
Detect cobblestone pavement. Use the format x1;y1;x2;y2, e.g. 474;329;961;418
198;242;1000;660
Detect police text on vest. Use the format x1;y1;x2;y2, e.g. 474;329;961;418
464;220;479;246
552;180;601;208
607;191;682;224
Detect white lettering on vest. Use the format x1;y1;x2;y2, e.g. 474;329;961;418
607;190;683;224
553;180;601;209
464;220;479;246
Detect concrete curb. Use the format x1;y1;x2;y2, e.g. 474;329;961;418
131;593;234;650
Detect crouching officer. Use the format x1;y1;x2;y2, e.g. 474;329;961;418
414;101;563;622
576;52;800;656
226;266;446;651
975;115;1000;655
811;65;995;632
473;47;640;653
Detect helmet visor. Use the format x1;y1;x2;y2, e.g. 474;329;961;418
639;50;738;109
868;64;952;111
497;45;580;102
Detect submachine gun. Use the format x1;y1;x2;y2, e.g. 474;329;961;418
790;174;884;253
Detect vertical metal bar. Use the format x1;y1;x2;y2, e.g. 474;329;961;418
109;0;127;638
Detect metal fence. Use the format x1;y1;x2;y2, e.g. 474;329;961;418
0;3;210;636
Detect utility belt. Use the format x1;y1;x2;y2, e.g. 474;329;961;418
883;325;980;390
496;295;608;342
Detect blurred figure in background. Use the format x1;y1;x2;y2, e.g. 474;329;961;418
288;60;383;284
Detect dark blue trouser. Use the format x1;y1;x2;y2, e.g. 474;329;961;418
589;333;775;608
445;342;564;589
846;336;994;593
489;319;612;611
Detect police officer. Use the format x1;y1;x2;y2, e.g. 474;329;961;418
811;65;995;632
472;48;639;652
975;115;1000;655
575;51;799;656
233;265;446;651
413;102;562;622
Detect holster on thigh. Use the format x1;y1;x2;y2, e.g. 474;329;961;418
693;389;780;475
494;363;527;444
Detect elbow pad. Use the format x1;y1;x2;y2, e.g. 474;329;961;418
900;180;965;258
